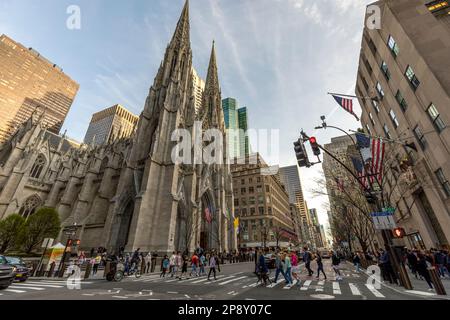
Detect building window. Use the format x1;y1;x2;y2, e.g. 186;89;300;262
250;207;256;215
249;197;255;205
387;35;399;57
435;168;450;197
427;103;446;133
257;177;261;183
241;208;247;216
376;82;385;99
369;112;375;126
249;187;254;194
30;154;46;179
241;179;245;184
241;197;247;206
234;199;239;207
241;188;246;194
259;207;265;215
258;195;264;204
405;66;420;91
265;185;270;192
389;109;400;128
372;100;380;113
383;124;391;139
413;125;426;150
395;90;408;112
249;178;253;184
18;195;42;219
380;61;391;80
256;185;262;193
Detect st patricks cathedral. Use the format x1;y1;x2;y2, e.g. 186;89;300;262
0;1;237;254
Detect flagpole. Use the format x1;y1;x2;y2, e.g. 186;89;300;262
327;92;375;101
348;130;416;150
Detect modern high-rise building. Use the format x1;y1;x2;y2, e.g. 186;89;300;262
222;97;250;159
279;165;312;246
191;67;205;112
355;0;450;249
231;153;297;249
238;107;250;157
84;104;139;146
0;34;79;143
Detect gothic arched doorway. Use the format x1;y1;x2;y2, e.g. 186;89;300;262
116;200;134;253
199;191;218;251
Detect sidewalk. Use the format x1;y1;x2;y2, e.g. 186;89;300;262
352;261;450;300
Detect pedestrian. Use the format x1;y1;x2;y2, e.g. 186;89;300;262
291;251;301;286
257;251;269;286
274;251;287;283
179;254;188;280
331;250;342;281
381;248;398;285
199;254;206;276
303;247;313;276
151;252;158;273
93;254;101;275
284;251;293;286
161;255;170;278
145;252;152;273
190;252;199;277
406;249;419;279
353;252;361;273
208;253;218;281
417;253;434;291
169;251;177;277
316;251;327;280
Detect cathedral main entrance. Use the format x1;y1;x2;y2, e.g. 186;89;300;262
199;192;219;251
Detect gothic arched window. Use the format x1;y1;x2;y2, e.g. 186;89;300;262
19;195;42;219
30;154;46;179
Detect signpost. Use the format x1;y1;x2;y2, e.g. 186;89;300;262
371;211;397;230
34;238;54;277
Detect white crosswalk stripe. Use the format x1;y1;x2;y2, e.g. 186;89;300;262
315;280;325;292
267;279;284;288
219;276;247;286
349;283;361;296
365;284;385;298
9;285;45;291
4;289;26;293
332;282;342;295
282;279;297;289
300;280;312;291
205;275;235;284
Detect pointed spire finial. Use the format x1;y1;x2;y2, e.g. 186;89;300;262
169;0;190;49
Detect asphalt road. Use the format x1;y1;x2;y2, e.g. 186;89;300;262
0;260;446;300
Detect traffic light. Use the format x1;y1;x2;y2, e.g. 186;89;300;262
392;228;406;239
294;138;311;168
309;137;321;156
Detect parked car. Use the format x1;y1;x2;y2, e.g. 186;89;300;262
5;256;30;282
0;255;14;290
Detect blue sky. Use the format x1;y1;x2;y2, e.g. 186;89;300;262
0;0;374;227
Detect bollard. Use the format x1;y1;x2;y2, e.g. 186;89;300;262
48;264;55;278
84;263;92;279
428;267;447;295
141;259;146;274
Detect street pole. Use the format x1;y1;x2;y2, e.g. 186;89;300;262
307;121;413;290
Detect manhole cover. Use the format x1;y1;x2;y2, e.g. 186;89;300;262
310;294;335;300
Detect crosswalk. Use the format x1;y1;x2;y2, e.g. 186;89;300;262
0;280;93;297
127;272;386;299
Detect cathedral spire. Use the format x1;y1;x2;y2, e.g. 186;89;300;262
169;0;190;50
205;40;220;94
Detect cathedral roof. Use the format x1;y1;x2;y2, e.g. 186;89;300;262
44;131;81;152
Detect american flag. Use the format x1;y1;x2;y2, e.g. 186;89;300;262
205;207;212;224
351;157;369;190
332;95;360;121
355;133;386;186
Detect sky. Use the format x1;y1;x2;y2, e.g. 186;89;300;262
0;0;374;228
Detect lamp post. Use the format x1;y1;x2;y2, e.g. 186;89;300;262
57;223;77;278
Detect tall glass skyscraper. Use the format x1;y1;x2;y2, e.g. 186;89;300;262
222;97;249;159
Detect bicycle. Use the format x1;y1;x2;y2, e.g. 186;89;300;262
128;261;142;278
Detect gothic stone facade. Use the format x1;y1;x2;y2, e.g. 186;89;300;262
0;1;237;254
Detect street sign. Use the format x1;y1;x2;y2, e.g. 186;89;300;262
41;238;54;248
371;212;397;230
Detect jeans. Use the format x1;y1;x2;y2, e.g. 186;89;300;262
274;267;287;283
285;267;293;284
191;265;198;276
208;267;217;280
305;262;313;276
317;265;327;278
355;263;361;273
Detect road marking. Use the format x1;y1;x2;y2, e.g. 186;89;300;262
315;280;325;292
300;280;312;291
192;275;225;284
9;285;45;291
267;279;284;288
82;294;95;296
112;296;128;299
283;280;297;289
13;282;64;288
332;282;341;295
184;294;191;299
227;291;235;295
205;275;234;284
219;276;247;286
349;283;361;296
404;290;436;297
167;291;178;294
245;298;255;300
4;289;26;293
365;284;385;298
